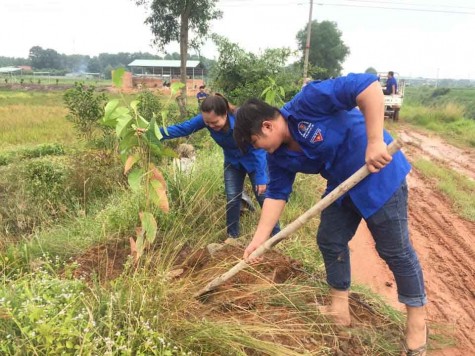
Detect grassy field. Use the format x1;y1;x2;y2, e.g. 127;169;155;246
402;87;475;147
3;85;471;354
405;86;475;119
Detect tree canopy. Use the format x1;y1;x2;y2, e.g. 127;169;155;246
134;0;222;117
296;20;350;79
210;35;301;105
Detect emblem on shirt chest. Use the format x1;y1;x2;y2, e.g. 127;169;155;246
298;121;314;138
298;121;324;143
311;128;323;143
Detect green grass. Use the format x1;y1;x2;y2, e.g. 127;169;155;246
405;86;475;120
413;159;475;221
0;86;431;355
401;102;475;148
0;92;77;149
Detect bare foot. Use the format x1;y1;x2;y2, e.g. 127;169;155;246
404;306;427;355
317;289;351;326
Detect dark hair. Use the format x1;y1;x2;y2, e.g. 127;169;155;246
234;98;280;152
199;85;205;89
200;95;230;116
388;71;394;76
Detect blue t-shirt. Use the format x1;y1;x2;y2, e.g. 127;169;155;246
386;77;398;94
266;73;410;218
160;114;269;185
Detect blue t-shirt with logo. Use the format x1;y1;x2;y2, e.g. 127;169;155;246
266;73;410;218
160;114;269;185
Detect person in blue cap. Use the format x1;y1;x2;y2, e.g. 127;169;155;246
233;73;427;356
156;94;280;239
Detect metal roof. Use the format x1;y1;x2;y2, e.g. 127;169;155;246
128;59;202;68
0;67;22;73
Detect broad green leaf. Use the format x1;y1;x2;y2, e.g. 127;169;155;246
161;110;169;136
127;168;143;192
130;100;139;112
120;130;139;152
140;212;157;244
137;115;149;129
261;87;270;97
116;116;133;138
112;68;125;88
154;122;163;141
104;99;119;120
170;81;185;95
279;86;285;97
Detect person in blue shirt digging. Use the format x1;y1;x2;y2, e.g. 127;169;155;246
158;94;280;240
233;73;427;356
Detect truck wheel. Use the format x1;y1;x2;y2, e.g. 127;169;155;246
393;108;400;122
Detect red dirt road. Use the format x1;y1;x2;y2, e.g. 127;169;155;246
350;129;475;355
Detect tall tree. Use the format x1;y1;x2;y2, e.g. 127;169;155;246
28;46;62;70
296;20;350;79
134;0;222;117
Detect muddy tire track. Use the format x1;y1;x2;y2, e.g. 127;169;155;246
351;129;475;355
407;170;475;353
399;129;475;180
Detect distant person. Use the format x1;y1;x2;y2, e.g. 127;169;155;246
234;73;427;356
383;71;398;95
196;85;209;108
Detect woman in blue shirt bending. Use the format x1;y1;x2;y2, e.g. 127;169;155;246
234;74;427;356
160;95;280;239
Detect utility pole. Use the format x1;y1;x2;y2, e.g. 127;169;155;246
303;0;313;81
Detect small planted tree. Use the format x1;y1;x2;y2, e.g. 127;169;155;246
102;69;183;260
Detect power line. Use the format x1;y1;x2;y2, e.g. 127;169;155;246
218;0;475;14
338;0;475;11
315;2;475;15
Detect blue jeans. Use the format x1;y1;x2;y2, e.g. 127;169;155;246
316;181;427;307
224;164;280;238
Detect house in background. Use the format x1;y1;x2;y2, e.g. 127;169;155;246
126;59;207;91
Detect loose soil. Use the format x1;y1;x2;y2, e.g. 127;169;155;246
71;127;475;355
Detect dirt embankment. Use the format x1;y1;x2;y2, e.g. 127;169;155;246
350;129;475;355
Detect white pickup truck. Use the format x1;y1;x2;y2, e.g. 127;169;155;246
378;72;405;121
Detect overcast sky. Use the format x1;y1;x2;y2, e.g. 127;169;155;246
1;0;474;79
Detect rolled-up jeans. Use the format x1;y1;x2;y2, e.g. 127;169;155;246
316;181;427;307
224;163;280;238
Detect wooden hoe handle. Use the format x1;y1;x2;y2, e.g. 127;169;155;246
194;139;403;299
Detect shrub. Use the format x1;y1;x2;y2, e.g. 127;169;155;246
136;89;163;121
19;143;65;159
63;82;108;142
68;150;125;203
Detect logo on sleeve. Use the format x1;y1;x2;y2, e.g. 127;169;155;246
298;121;314;138
310;128;324;143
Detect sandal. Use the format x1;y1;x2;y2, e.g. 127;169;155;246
403;325;429;356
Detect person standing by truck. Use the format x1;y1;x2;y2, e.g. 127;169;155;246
384;71;398;95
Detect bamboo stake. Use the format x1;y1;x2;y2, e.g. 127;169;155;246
194;140;403;299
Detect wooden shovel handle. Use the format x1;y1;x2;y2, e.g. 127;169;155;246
194;139;403;298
